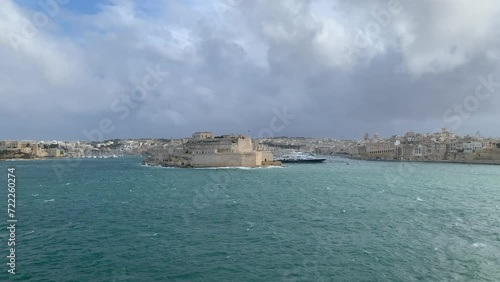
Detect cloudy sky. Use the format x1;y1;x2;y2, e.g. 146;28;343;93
1;0;500;141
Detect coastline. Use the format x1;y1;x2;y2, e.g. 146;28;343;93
0;156;137;162
347;157;500;166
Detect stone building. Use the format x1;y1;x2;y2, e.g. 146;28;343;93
144;132;280;168
463;141;482;153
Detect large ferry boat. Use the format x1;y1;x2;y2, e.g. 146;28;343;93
275;151;326;163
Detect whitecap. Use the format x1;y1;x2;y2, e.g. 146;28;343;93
472;243;486;248
194;166;283;170
44;199;54;202
141;164;177;169
416;197;423;201
32;194;39;197
138;233;157;237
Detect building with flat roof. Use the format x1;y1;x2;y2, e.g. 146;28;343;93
144;132;281;167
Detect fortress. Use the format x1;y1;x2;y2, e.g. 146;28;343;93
143;132;281;168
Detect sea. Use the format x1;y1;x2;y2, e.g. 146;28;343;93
0;157;499;281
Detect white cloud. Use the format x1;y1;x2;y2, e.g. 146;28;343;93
1;0;500;139
392;0;500;75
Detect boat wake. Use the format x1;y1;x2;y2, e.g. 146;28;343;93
472;242;486;248
194;166;284;170
141;163;177;169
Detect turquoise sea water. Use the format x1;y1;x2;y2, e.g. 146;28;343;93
0;157;499;281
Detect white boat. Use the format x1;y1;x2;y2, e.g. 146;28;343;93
275;151;326;163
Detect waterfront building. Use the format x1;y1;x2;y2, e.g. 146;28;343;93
448;141;464;153
400;144;415;160
463;142;483;153
405;131;416;142
414;145;424;157
144;132;281;167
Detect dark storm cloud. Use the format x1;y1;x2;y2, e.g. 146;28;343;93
1;0;500;140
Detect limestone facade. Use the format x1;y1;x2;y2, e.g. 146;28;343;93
144;132;280;167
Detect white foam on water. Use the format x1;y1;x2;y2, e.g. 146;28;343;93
195;166;284;170
472;243;486;248
141;164;177;169
139;233;158;237
416;197;423;201
44;199;54;202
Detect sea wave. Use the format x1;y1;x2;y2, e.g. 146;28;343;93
141;163;178;169
194;166;284;170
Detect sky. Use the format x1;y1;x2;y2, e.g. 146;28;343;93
1;0;500;141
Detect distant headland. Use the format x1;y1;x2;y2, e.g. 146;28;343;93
2;128;500;165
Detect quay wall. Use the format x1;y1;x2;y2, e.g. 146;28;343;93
191;153;257;167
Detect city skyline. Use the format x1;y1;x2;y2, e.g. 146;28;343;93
2;0;500;140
